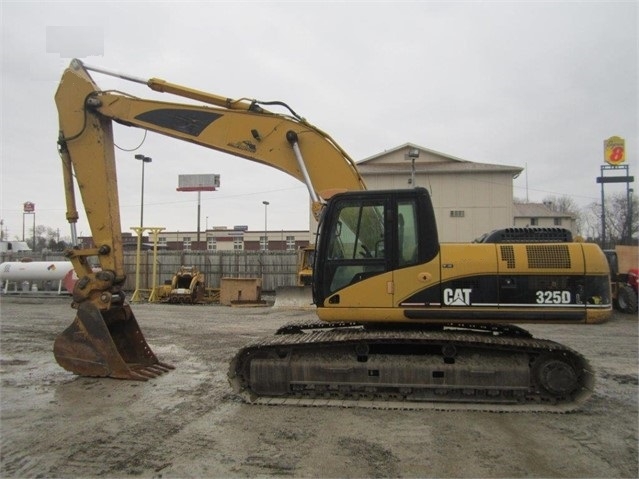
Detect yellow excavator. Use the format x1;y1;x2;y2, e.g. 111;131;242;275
297;246;315;287
54;59;611;410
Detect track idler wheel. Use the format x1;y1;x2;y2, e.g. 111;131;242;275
533;354;579;397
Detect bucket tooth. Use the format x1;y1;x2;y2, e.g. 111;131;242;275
53;301;172;380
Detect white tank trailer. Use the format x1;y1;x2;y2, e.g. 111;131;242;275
0;261;75;294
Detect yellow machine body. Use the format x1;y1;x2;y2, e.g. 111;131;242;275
53;60;611;410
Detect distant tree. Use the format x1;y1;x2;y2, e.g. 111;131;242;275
582;192;638;246
24;225;69;252
541;195;584;235
48;238;69;251
541;195;580;215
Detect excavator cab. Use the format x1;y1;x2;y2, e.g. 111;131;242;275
313;187;439;306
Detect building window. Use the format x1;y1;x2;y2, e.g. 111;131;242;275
286;235;296;251
554;218;562;226
450;210;465;218
260;235;268;251
530;218;538;226
207;238;216;251
233;238;243;250
183;236;191;251
158;236;167;245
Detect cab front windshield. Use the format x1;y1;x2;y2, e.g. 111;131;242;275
324;202;386;294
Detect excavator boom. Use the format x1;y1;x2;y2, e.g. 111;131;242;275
54;59;366;380
58;59;366;218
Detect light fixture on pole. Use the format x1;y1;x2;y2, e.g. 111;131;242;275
406;148;420;187
262;201;269;251
134;154;152;228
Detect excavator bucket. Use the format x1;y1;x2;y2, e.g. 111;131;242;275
53;301;173;381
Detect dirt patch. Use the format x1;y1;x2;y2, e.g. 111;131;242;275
1;296;637;478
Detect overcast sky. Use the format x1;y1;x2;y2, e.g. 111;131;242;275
1;1;637;242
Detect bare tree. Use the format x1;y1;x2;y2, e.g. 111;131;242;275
582;192;638;247
542;195;584;235
26;225;70;252
542;195;580;214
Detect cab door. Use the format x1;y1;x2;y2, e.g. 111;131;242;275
392;197;442;309
315;195;393;308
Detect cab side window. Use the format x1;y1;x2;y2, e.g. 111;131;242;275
398;201;418;267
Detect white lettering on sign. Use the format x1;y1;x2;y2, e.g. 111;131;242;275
535;290;571;304
443;288;472;306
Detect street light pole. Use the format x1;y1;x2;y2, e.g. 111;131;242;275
135;154;152;228
262;200;269;251
132;154;151;303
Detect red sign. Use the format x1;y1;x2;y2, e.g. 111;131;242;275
23;202;35;213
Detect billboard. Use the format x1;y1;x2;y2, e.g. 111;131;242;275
176;174;220;191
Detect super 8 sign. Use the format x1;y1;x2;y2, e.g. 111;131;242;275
604;136;625;165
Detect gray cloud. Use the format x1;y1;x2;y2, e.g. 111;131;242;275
1;1;636;241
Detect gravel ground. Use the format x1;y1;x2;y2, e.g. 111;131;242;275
0;295;637;478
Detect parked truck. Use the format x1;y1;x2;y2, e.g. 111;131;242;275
0;241;31;253
604;248;638;314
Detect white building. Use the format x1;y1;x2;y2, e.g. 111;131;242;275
513;202;577;232
153;227;312;252
356;143;523;242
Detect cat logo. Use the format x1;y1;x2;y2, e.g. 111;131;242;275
443;288;472;306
